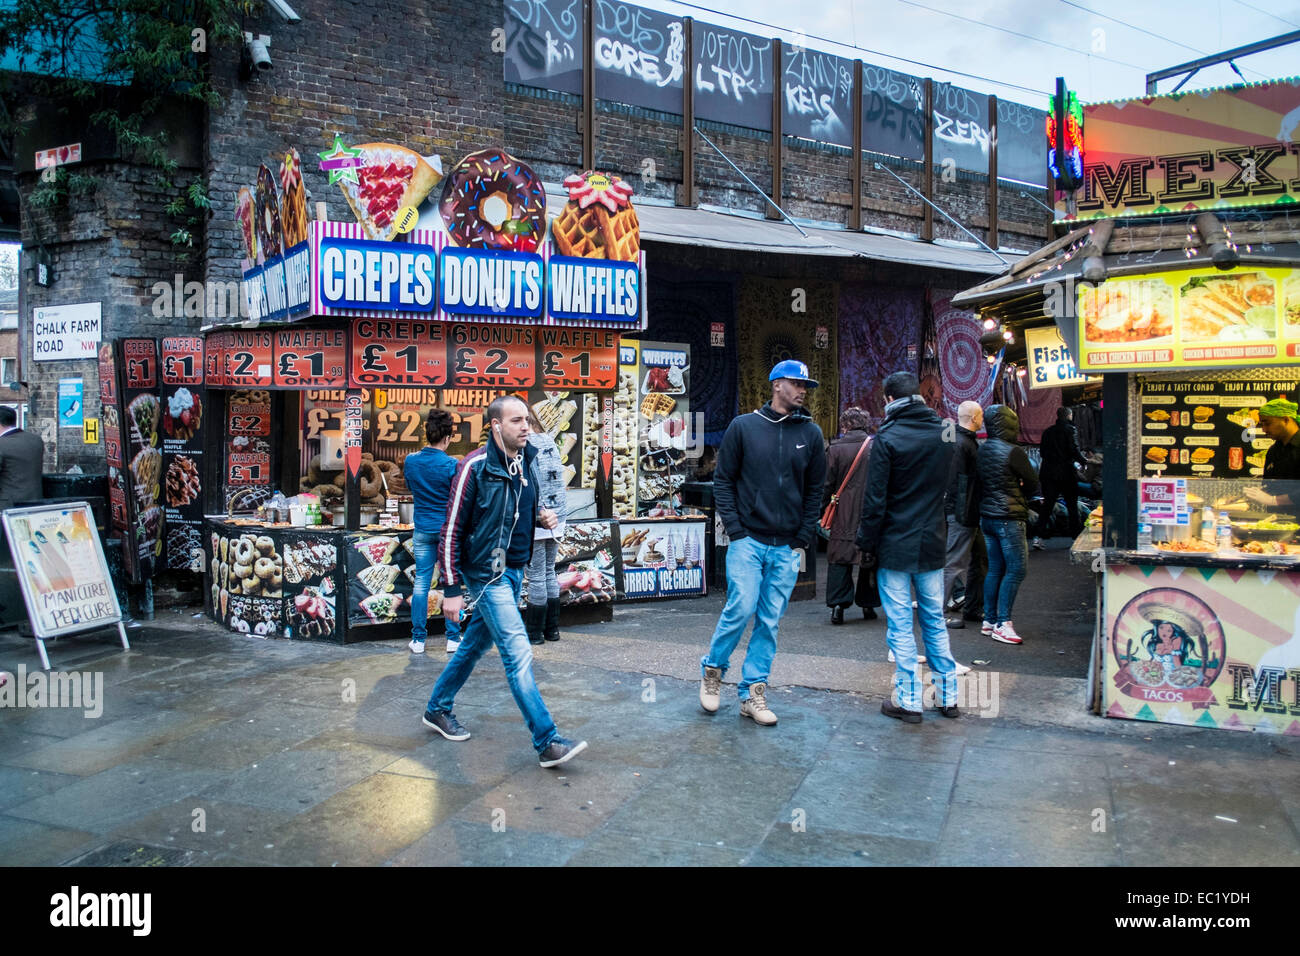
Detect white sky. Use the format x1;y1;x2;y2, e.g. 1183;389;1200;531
639;0;1300;108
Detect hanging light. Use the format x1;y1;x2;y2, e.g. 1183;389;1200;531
983;317;997;330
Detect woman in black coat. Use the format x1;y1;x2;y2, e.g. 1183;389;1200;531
823;407;879;624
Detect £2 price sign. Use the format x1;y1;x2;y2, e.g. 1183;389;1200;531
225;330;273;387
275;328;347;387
449;324;535;388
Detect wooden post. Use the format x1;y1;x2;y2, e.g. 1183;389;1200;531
987;94;999;251
767;38;783;221
681;17;696;207
922;77;933;241
850;59;863;231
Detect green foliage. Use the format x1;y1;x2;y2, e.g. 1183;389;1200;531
0;1;256;257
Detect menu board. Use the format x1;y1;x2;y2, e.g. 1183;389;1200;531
448;323;536;388
1079;267;1300;372
1137;377;1296;477
160;336;206;571
118;338;164;579
349;318;447;386
585;343;639;518
281;530;341;641
274;328;347;388
345;530;416;627
225;385;272;511
545;519;624;606
618;518;706;599
636;341;691;514
539;328;618;390
225;330;274;387
204;331;227;386
207;524;283;635
97;343;128;536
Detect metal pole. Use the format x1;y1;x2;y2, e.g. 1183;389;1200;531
1145;29;1300;93
873;161;1010;265
1019;190;1055;215
693;127;808;238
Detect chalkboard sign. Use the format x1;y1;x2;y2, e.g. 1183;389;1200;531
861;65;925;160
504;0;584;95
593;0;684;113
781;44;854;147
692;22;772;130
933;81;990;175
996;98;1047;186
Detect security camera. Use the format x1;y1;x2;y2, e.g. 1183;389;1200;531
244;33;272;71
265;0;301;22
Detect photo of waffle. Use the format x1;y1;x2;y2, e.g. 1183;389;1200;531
638;472;686;502
642;365;686;396
131;448;162;504
532;392;577;435
1180;273;1276;342
279;148;309;247
225;485;272;513
1081;280;1173;344
551;171;640;262
166;525;202;571
556;522;613;564
165;455;200;506
288;586;335;640
282;537;337;585
137;505;163;559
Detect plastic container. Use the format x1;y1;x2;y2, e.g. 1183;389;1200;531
1216;512;1233;553
1137;523;1154;552
1200;506;1217;546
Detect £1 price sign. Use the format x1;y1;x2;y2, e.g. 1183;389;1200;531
348;318;447;386
161;336;204;386
275;328;347;387
449;324;535;388
122;338;157;389
539;328;618;390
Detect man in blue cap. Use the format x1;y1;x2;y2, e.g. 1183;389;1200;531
698;359;827;725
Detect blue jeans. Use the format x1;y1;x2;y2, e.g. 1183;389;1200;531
409;531;461;643
877;567;957;711
425;567;558;753
701;536;800;700
981;517;1028;625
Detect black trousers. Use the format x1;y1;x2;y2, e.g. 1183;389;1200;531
826;562;879;609
960;528;987;619
1034;477;1081;539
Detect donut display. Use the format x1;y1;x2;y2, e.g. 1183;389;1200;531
439;149;545;252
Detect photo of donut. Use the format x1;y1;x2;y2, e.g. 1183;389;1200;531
236;186;257;262
439;148;546;252
255;164;283;261
338;143;442;242
552;170;640;263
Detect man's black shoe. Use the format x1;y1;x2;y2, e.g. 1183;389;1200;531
881;699;922;724
863;607;878;620
962;612;983;622
934;703;960;719
945;616;966;629
830;606;845;625
539;736;588;768
422;710;470;741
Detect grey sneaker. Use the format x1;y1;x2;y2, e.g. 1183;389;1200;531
739;682;778;726
422;710;470;741
539;736;588;768
700;666;722;714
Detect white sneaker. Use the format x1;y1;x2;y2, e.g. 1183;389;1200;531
408;639;426;654
887;648;925;663
1031;537;1045;551
953;661;972;676
446;639;461;654
980;620;995;636
991;621;1023;644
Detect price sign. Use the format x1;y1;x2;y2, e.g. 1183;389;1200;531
349;319;447;386
122;338;157;389
227;437;270;486
204;332;226;387
539;328;618;389
97;343;118;405
448;324;535;388
161;336;204;386
225;330;273;387
274;328;347;387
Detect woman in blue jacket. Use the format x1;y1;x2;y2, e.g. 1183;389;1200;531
404;409;463;653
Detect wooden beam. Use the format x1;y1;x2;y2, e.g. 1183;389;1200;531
680;18;696;207
922;78;933;241
767;39;783;221
850;58;863;231
987;95;999;250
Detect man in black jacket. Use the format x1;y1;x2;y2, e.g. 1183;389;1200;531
699;360;826;726
856;372;960;722
1031;406;1089;548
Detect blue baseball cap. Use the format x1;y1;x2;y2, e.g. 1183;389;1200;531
769;359;819;388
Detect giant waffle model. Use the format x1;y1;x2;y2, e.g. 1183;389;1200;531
552;171;640;262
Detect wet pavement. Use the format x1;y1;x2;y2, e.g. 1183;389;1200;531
0;542;1297;867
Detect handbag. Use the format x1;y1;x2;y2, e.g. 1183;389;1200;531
819;437;871;538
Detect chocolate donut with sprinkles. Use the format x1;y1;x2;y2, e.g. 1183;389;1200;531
439;148;546;252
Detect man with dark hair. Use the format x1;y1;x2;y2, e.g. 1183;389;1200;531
698;359;826;726
1031;405;1089;549
0;406;43;512
403;408;462;654
857;371;959;723
422;395;587;768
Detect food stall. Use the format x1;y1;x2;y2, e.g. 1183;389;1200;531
175;141;711;643
954;121;1300;736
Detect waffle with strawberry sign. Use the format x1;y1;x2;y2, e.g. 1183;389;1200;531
551;171;640;262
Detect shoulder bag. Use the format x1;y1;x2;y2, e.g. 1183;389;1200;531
818;437;870;538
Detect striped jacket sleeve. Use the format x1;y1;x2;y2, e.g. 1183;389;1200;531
440;449;483;590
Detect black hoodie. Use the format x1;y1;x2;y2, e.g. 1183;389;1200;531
714;402;827;548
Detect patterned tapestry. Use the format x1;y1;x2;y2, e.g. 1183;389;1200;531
837;283;924;421
736;277;838;438
930;288;995;422
644;275;738;445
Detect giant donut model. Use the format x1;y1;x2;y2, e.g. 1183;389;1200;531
358;460;380;498
439;149;545;251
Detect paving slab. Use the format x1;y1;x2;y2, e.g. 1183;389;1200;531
198;742;403;813
2;711;227;776
0;814;101;866
748;825;938;867
391;818;584;866
951;746;1112;817
937;804;1123;866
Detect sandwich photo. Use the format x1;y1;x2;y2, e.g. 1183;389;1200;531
1192;406;1214;423
1189;447;1215;464
1145;446;1169;463
1284;275;1300;334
